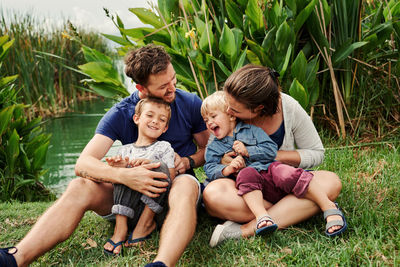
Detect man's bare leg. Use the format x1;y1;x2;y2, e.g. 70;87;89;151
152;176;199;267
13;178;113;267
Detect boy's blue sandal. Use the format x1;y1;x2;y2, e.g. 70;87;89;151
103;239;125;256
126;230;153;245
324;203;348;237
0;247;18;267
255;215;278;236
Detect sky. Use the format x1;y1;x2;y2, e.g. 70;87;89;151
0;0;154;35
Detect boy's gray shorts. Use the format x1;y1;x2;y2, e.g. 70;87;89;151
100;173;201;226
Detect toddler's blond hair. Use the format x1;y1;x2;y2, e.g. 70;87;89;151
201;91;228;119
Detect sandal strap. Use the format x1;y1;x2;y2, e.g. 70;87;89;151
0;247;17;255
325;219;345;231
256;215;275;229
323;208;343;220
106;239;124;248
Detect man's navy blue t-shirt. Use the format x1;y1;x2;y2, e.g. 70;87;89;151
95;89;207;157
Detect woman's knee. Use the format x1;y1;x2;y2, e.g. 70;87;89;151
313;170;342;200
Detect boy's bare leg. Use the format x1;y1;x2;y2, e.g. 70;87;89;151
242;190;274;228
14;178;113;267
104;215;128;254
152;176;199;267
125;206;156;246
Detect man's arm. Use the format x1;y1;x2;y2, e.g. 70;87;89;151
177;129;209;173
75;134;169;197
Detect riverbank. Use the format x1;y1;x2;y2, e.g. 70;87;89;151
0;143;398;266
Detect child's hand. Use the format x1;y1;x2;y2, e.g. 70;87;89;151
230;155;245;171
233;141;249;157
129;158;151;167
105;155;129;168
222;155;245;176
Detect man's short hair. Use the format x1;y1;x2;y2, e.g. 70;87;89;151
125;44;171;86
201;91;228;119
135;97;172;125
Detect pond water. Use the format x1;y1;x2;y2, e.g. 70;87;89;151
41;98;121;196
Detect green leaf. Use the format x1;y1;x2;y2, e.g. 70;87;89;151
294;0;318;33
246;0;264;33
84;81;129;98
129;8;163;29
332;41;368;64
291;51;307;83
6;129;20;172
305;56;319;89
246;49;262;66
78;62;123;86
246;39;273;67
199;20;215;52
32;141;50;170
219;24;236;60
225;0;243;29
278;43;292;78
0;75;18;88
275;21;294;52
157;0;178;23
289;79;308;109
102;34;132;46
286;0;297;15
81;46;112;64
0;105;15;135
233;47;248;72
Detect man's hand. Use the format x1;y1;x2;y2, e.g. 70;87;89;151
174;153;187;176
105;155;129;168
121;162;169;198
233;140;249;157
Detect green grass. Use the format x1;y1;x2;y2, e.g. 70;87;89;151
0;143;399;266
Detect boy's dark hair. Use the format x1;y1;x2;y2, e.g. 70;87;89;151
125;44;171;86
135;97;172;125
223;64;281;117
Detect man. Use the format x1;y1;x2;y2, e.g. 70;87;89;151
0;44;209;267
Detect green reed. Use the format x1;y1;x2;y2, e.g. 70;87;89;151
0;9;111;118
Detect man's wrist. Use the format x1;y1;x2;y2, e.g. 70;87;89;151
185;156;195;169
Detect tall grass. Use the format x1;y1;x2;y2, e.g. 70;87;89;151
0;9;112;118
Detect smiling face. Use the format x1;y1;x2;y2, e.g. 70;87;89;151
134;102;170;143
137;63;177;103
203;109;236;139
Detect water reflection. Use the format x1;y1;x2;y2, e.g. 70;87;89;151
42;98;121;196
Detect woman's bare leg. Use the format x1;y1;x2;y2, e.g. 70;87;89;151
14;178;114;267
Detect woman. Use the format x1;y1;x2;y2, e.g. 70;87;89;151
203;64;343;247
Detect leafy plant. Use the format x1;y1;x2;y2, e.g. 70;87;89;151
79;0;398;138
0;35;54;202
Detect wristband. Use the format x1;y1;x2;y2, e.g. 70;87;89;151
186;156;195;169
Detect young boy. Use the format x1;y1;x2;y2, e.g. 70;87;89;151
201;91;347;241
103;97;176;255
